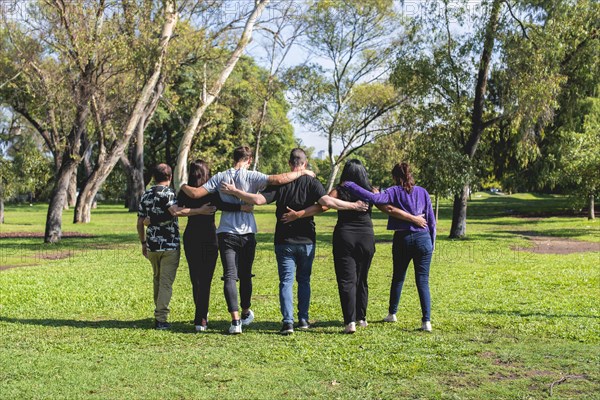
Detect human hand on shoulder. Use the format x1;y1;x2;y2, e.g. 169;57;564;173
301;169;316;178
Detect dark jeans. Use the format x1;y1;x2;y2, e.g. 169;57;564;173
183;238;218;325
333;229;375;324
218;233;256;313
390;230;433;322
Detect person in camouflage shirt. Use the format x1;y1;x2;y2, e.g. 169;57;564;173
137;163;180;330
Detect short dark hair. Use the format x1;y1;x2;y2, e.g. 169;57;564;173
233;146;253;163
289;148;307;167
153;163;172;183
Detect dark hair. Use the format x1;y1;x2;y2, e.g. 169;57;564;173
153;163;172;183
289;148;307;168
233;146;253;163
392;162;415;193
337;159;372;201
188;160;210;188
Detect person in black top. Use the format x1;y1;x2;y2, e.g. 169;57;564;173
283;159;428;333
171;160;252;332
220;148;368;335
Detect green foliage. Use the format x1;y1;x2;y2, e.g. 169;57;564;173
147;56;295;174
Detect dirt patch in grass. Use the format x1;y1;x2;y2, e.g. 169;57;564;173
0;263;36;271
511;234;600;254
0;231;95;239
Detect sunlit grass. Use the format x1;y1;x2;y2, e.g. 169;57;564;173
0;193;598;399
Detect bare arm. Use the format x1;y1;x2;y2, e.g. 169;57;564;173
280;204;328;224
376;204;427;228
137;217;148;258
318;195;368;211
267;169;316;185
220;182;267;205
180;184;209;199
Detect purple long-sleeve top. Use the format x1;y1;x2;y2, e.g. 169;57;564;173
343;182;436;246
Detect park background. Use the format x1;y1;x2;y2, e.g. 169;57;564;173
0;0;599;398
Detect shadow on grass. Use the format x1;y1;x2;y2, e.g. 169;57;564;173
458;309;599;319
0;317;156;329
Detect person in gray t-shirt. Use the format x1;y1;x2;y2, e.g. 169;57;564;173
180;146;315;334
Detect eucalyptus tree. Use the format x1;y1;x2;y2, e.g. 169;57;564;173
173;0;271;189
287;0;408;191
249;0;306;171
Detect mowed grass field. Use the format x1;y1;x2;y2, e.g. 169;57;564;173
0;193;598;399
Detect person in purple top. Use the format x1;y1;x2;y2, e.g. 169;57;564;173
343;162;436;332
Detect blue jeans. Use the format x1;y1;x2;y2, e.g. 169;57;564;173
390;231;433;322
275;243;315;324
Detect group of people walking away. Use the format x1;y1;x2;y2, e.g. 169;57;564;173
136;146;436;335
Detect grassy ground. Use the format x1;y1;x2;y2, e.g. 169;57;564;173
0;192;598;399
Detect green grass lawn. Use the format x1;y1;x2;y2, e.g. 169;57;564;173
0;193;598;399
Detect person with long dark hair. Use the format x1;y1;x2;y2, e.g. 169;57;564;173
173;160;251;332
220;150;368;335
342;162;436;331
282;159;426;334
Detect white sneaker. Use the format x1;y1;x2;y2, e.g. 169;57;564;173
229;323;242;334
421;321;432;332
241;309;254;326
195;325;207;332
383;313;397;322
344;322;356;334
358;320;368;327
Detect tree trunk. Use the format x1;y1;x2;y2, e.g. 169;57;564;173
66;169;78;209
0;197;4;224
325;162;341;193
73;3;177;223
129;111;147;212
252;99;269;171
173;0;270;188
449;0;501;239
449;184;469;238
45;160;80;243
589;194;595;220
434;193;439;221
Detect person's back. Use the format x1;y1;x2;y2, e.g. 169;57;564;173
136;163;180;330
335;185;373;230
203;167;268;235
263;175;326;244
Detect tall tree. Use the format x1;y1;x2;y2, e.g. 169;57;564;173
0;0;178;240
73;1;178;223
173;0;270;188
288;0;407;191
390;0;591;238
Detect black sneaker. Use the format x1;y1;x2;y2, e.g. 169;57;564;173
155;320;171;330
297;319;310;330
279;323;294;335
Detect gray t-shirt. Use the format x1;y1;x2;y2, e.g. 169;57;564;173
203;168;269;234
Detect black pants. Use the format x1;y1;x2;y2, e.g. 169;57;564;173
332;227;375;324
218;233;256;313
183;239;218;325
